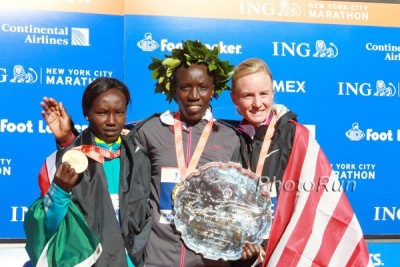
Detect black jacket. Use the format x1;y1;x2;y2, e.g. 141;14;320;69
58;129;152;267
241;111;298;195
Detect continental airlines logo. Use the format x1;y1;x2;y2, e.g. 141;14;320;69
239;0;369;22
345;122;399;142
365;42;400;61
338;80;399;97
1;24;90;46
272;40;338;58
137;33;242;55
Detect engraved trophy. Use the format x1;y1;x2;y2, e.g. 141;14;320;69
173;161;272;261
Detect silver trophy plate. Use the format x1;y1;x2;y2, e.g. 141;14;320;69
173;161;272;261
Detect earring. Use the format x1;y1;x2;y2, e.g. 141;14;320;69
85;116;89;120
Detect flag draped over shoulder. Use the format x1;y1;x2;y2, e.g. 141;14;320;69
263;122;372;267
24;151;102;267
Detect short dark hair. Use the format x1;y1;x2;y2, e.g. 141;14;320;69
82;77;131;117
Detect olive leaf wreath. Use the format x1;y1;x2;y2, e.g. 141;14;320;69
148;40;234;103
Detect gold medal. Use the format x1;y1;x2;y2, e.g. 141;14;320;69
62;150;88;173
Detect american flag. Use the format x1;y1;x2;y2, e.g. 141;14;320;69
263;122;372;267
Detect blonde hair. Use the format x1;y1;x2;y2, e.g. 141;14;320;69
231;58;273;93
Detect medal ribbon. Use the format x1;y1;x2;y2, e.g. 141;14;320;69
73;145;121;164
174;112;213;180
255;112;277;176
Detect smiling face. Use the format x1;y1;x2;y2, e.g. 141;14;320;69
231;71;274;128
87;88;127;143
174;64;214;123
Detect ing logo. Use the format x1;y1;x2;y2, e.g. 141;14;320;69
313;40;338;58
278;0;302;16
338;80;398;97
374;80;396;96
10;65;38;84
71;28;90;46
272;40;338;58
240;0;302;17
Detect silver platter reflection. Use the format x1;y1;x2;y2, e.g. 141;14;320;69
173;161;272;261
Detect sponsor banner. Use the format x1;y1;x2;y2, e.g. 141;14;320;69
125;15;400;236
125;0;400;27
367;242;400;267
1;3;399;239
0;9;123;238
0;0;123;15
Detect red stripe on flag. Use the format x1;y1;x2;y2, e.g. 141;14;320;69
263;122;309;266
275;146;332;265
312;192;354;265
346;238;371;267
38;161;50;196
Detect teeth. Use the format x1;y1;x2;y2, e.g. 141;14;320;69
188;106;201;110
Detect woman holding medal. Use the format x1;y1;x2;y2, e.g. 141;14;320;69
230;58;372;266
24;77;152;267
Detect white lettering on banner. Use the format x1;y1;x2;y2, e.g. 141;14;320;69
346;123;400;143
370;253;383;266
0;159;12;165
94;70;113;77
272;40;338;58
308;10;368;20
46;76;95;86
10;206;28;222
0;120;87;134
1;24;68;35
338;80;398;97
272;42;310;57
240;0;302;16
46;68;65;75
38;120;88;134
334;171;375;179
239;1;275;16
240;1;367;20
373;207;400;221
0;166;11;175
332;163;376;180
273;80;306;93
0;158;12;176
25;35;69;45
365;43;400;52
366;129;393;141
43;68;114;85
0;68;7;82
68;69;91;76
160;39;242;54
0;119;33;133
365;42;400;61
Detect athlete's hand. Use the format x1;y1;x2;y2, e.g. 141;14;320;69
41;97;72;143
